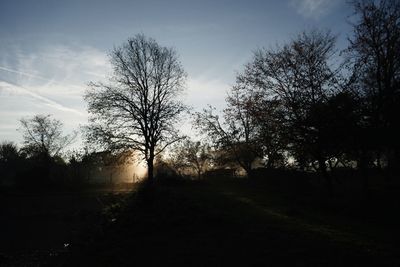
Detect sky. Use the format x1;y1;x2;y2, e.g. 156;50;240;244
0;0;354;149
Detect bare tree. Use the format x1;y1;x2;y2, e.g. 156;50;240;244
347;0;400;169
184;140;212;179
85;34;187;181
195;63;288;175
240;30;346;193
235;74;288;169
194;85;262;176
169;139;212;179
19;114;76;158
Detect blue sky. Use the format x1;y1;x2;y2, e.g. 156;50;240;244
0;0;353;147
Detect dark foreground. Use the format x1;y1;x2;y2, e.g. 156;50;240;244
2;175;400;266
0;185;135;266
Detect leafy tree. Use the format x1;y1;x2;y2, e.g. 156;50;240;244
0;142;21;163
85;34;187;181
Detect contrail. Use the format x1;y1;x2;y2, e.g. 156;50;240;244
0;80;85;116
0;66;51;82
0;65;85;90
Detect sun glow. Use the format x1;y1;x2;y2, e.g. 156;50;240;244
127;160;147;182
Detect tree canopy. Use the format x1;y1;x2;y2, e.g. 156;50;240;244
85;34;187;180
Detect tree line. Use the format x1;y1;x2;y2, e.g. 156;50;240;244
1;0;399;191
192;0;400;193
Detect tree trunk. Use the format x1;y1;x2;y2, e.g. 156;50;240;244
147;160;154;181
147;148;155;183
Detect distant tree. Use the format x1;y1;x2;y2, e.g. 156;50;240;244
166;150;188;177
0;142;24;185
85;34;187;181
347;0;400;169
184;140;212;179
19;114;76;158
68;149;134;184
18;114;74;184
194;93;260;177
78;149;105;182
169;139;212;179
0;142;21;163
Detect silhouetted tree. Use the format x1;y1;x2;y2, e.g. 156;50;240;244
169;139;212;179
85;34;187;181
183;140;212;179
195;70;290;175
0;142;24;185
304;91;361;170
18;114;75;185
240;30;346;193
194;99;260;177
235;75;288;168
347;0;400;170
19;114;76;158
0;142;20;163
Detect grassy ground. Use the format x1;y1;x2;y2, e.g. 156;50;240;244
0;185;135;266
63;176;400;267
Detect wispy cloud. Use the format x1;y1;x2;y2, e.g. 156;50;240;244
289;0;340;19
186;77;229;110
0;41;110;145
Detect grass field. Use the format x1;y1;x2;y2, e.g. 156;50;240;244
60;175;400;266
